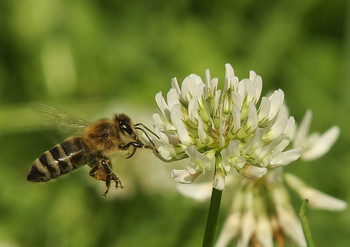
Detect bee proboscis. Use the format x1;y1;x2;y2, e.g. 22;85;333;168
27;106;158;197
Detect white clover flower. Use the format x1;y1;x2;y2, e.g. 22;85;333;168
152;64;346;247
152;64;302;189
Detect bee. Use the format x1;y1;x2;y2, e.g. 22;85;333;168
27;105;158;197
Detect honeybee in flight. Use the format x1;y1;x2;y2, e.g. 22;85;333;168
27;104;158;197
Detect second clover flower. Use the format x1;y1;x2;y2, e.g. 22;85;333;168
152;64;303;189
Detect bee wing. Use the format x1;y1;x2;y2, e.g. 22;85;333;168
31;103;90;136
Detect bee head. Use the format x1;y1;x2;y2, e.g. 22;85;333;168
114;114;140;143
115;114;136;136
115;114;159;158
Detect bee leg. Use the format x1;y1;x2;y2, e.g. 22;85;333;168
143;144;159;154
112;174;124;189
99;160;111;197
119;142;132;150
120;142;138;159
103;176;111;197
126;146;137;159
121;140;159;157
100;159;124;197
129;139;159;154
106;160;124;188
88;165;99;178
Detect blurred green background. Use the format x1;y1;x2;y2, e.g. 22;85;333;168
0;0;349;246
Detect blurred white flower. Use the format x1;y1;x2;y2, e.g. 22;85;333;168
215;168;307;247
152;64;302;189
216;166;346;247
293;110;340;160
284;173;347;211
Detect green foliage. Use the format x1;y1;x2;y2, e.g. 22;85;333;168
0;0;349;246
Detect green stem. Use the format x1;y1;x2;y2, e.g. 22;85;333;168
299;199;315;247
202;186;222;247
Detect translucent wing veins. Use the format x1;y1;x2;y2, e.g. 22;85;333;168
31;103;90;136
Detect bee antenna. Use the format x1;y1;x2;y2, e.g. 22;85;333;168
135;127;157;148
135;123;159;139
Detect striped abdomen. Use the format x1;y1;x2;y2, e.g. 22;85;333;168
27;137;91;182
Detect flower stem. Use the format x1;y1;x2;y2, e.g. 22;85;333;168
299;199;315;247
202;186;222;247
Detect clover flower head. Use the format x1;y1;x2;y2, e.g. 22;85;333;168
151;64;346;246
152;64;302;189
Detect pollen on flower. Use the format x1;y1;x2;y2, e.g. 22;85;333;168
152;64;303;189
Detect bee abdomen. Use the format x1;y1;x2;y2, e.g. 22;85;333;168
27;137;90;182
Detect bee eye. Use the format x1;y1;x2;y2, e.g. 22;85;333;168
119;121;134;135
103;134;109;138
